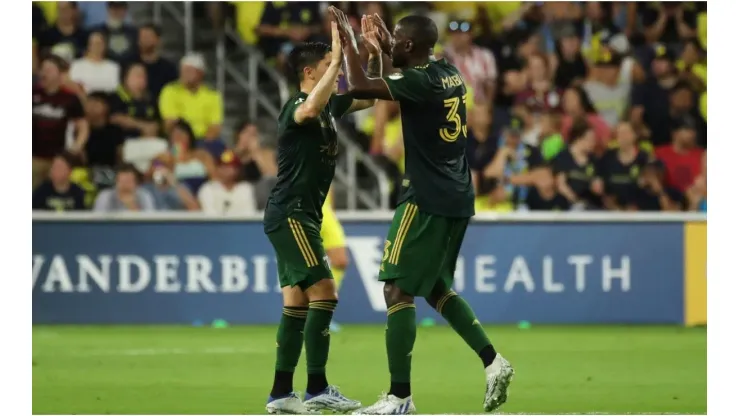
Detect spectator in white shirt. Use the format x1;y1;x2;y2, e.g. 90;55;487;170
444;17;497;105
198;150;257;215
70;31;120;93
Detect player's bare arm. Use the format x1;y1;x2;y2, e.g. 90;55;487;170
369;13;400;76
342;14;382;114
294;21;343;124
330;7;393;101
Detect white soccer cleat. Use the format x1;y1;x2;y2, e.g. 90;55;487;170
352;392;416;415
266;392;319;415
303;385;362;413
483;354;515;412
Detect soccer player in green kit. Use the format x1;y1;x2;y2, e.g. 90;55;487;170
330;8;514;414
263;21;379;414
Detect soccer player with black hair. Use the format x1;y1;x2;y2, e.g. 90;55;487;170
330;7;514;414
262;21;378;415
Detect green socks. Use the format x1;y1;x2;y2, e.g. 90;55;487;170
305;300;337;380
437;291;492;355
275;306;307;372
386;302;417;386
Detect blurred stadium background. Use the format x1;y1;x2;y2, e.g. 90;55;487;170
32;1;706;414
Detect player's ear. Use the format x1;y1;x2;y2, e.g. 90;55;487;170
303;66;313;81
404;39;414;53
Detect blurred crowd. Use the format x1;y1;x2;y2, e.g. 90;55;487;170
32;1;707;214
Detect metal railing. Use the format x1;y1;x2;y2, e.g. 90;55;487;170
216;25;390;211
152;2;193;54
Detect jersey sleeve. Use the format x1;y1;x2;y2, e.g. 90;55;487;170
382;68;432;103
280;96;303;128
328;94;354;118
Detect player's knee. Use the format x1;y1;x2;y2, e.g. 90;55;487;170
305;278;339;302
424;284;450;309
327;247;349;270
383;282;413;308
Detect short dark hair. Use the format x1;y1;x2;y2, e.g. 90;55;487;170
40;54;69;72
397;15;439;52
87;91;111;105
116;163;141;182
569;117;592;142
139;23;162;37
287;42;331;82
53;151;77;169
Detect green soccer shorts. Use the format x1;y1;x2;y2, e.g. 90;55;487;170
266;215;332;290
378;201;469;297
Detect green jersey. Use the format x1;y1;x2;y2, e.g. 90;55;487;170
382;59;475;218
264;92;354;232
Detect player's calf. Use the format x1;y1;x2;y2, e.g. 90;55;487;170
304;278;339;396
383;282;416;400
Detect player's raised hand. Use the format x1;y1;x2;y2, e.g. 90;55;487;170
329;6;355;48
330;21;343;65
370;13;392;55
361;15;381;56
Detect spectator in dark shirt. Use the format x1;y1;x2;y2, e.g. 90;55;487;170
553;25;587;89
630;43;679;147
32;153;86;211
38;2;89;58
84;92;125;169
33;55;89;189
553;118;604;209
599;121;650;210
465;105;497;195
257;2;322;59
110;63;160;138
526;166;571;211
131;24;178;99
654;116;704;193
92;2;138;62
483;116;545;208
628;160;684;212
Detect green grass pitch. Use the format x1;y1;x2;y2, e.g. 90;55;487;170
33;325;706;415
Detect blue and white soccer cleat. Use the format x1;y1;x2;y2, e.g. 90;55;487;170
483;354;515;412
352;392;416;415
266;392;318;414
303;385;362;413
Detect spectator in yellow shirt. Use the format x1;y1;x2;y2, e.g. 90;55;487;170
158;53;225;157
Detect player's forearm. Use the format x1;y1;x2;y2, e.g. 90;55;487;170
303;62;342;117
344;42;372;91
367;53;381;78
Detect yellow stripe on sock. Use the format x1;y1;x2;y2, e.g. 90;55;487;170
309;301;337;312
390;204;418;265
387;302;416;316
283;308;308;318
289;218;318;267
436;290;458;313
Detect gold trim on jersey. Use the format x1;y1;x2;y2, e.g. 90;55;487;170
389;204;418;265
289;218;318;267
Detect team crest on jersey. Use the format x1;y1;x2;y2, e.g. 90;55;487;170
388;73;403;80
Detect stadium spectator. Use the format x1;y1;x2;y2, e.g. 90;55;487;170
32;153;86;211
560;86;611;153
466;105;497;195
515;53;562;119
642;2;701;46
38;2;88;59
553;118;604;209
33;3;49;40
444;17;497;105
654;116;704;193
579;2;621;63
599;121;650;210
155;120;214;194
539;112;565;161
33;55;88;189
110;63;160;138
676;38;706;94
141;159;200;211
198;150;258;215
257;1;322;59
628;160;684;211
583;49;632;129
77;1;109;29
233;120;277;183
84;92;125;169
159;53;225;156
685;151;707;212
552;24;588;89
93;163;156;212
70;31;121;93
92;2;138;62
131;24;178;99
525;166;571;211
483;116;544;209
